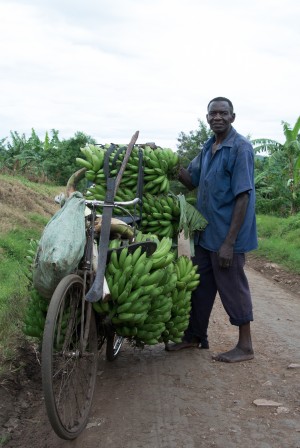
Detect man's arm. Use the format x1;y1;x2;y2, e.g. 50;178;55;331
177;167;195;191
217;192;249;268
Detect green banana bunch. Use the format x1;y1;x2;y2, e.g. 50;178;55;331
135;262;175;345
141;193;180;239
142;145;179;195
164;256;200;343
174;255;200;291
77;143;179;209
76;144;106;182
92;234;181;346
98;243;156;329
23;288;48;340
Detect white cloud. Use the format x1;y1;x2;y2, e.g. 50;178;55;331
0;0;299;149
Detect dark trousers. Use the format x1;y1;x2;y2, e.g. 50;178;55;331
184;245;253;343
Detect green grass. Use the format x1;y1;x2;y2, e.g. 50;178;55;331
0;172;62;197
256;214;300;273
0;226;45;373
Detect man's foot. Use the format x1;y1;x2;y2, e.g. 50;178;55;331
212;347;254;363
165;340;199;351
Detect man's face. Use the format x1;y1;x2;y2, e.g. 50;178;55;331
206;101;235;134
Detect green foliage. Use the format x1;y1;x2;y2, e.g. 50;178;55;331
253;117;300;215
0;228;40;359
176;119;212;167
43;131;96;184
0;129;96;185
256;213;300;272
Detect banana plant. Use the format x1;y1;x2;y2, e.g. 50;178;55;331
252;117;300;214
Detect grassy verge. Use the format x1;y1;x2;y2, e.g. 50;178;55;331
255;214;300;273
0;174;62;375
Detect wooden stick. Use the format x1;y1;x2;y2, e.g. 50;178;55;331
114;130;139;195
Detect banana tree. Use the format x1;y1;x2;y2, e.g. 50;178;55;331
252;117;300;214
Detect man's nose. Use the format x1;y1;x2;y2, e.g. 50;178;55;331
214;112;223;119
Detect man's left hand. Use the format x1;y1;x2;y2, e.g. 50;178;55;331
217;242;233;268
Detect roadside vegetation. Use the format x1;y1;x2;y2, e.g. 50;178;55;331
0;174;62;375
0;119;299;374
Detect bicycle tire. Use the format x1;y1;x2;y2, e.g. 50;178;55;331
42;274;98;440
106;331;124;361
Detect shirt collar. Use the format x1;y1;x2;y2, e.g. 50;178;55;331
204;126;236;151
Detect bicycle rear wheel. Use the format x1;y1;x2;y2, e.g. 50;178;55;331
42;274;98;440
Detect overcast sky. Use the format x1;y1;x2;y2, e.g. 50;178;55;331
0;0;299;150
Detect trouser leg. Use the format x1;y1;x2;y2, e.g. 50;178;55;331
210;252;253;325
184;246;217;343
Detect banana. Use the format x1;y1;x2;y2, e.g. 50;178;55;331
117;279;133;304
80;146;93;163
110;250;119;270
76;158;93;170
132;252;148;276
91;153;102;172
142;269;165;286
118;246;129;268
152;252;174;270
131;246;142;265
159;177;169;193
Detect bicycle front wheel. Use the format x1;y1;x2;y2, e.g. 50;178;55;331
42;274;98;440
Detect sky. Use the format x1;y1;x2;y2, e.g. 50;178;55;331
0;0;299;150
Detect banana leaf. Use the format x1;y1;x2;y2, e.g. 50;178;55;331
177;194;208;255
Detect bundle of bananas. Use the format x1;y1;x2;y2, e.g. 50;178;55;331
76;143;179;199
136;263;176;345
163;255;200;343
140;193;180;239
92;234;179;345
76;144;106;183
23;288;48;339
142;146;179;195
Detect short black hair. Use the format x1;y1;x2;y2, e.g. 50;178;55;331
207;97;234;114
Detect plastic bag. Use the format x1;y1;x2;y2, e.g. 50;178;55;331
33;191;86;298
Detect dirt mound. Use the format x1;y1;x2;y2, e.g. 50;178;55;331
0;177;60;233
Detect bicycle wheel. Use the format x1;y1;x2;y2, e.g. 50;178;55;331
106;329;124;361
42;274;98;440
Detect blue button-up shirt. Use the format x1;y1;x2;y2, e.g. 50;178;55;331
188;127;257;253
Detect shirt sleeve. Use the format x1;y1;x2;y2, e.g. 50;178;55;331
230;142;255;197
187;152;202;188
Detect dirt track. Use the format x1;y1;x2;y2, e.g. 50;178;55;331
2;266;300;448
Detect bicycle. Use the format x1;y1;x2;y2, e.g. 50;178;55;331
41;195;143;440
41;133;157;440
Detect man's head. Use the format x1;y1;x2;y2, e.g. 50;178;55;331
206;97;235;136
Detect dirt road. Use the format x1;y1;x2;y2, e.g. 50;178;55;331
2;266;300;448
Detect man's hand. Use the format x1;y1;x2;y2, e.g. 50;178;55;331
217;192;250;268
217;242;234;268
178;167;195;191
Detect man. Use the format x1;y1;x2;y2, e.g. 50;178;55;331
166;97;257;363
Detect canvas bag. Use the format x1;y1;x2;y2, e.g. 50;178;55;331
33;191;86;298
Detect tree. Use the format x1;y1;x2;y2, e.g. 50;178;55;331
44;131;96;185
177;119;212;167
252;117;300;214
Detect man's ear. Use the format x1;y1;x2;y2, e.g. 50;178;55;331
231;113;236;123
206;113;209;123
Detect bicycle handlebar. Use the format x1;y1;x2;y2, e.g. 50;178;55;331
85;197;141;208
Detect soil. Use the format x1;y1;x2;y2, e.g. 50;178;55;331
1;256;300;448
